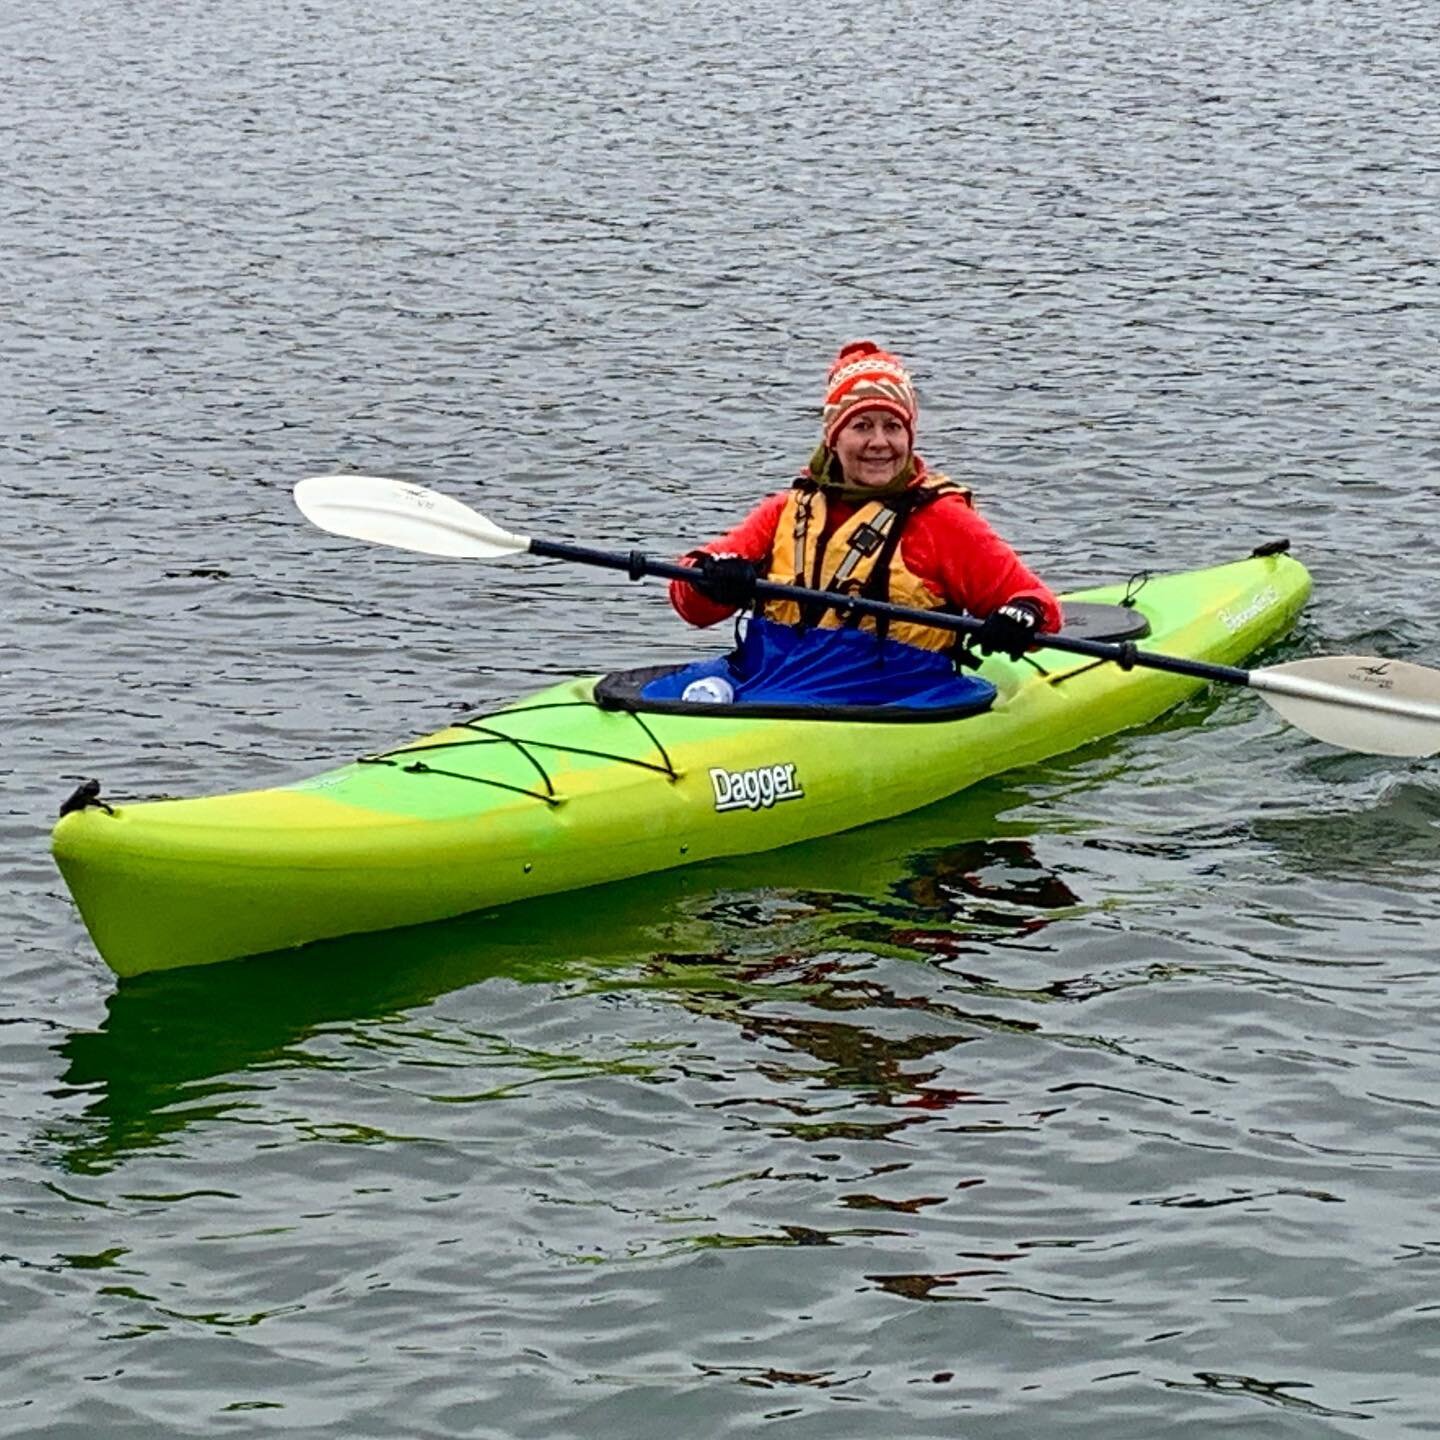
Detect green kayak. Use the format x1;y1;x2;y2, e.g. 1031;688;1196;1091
52;548;1311;978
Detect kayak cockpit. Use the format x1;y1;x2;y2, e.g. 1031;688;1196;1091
594;602;1150;722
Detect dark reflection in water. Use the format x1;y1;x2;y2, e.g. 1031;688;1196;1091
866;1269;1002;1303
896;838;1084;929
693;1362;867;1391
1164;1371;1373;1421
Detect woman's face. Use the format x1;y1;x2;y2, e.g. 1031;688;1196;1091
833;409;911;487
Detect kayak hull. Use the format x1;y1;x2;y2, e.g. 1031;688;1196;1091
53;552;1311;978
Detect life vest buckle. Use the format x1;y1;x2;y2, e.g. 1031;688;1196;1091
848;523;887;556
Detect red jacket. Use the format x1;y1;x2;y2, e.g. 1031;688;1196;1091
670;478;1062;633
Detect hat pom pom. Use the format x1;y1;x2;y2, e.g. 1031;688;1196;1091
831;339;881;373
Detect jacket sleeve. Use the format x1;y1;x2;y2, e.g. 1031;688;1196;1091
668;492;789;627
909;498;1063;633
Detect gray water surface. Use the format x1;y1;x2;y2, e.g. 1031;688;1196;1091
4;1;1439;1435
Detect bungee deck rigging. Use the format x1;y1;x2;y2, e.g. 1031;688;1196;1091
357;700;682;807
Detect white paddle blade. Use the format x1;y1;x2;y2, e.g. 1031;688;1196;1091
294;474;532;560
1253;655;1440;757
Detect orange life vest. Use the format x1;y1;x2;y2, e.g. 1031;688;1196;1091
760;475;973;652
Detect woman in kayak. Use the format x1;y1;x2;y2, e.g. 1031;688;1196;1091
670;340;1061;669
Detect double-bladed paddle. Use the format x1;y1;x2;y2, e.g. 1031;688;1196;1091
293;473;1440;759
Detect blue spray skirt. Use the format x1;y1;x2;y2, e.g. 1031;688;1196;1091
633;617;997;717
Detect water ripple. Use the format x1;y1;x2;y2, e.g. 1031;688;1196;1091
5;0;1440;1433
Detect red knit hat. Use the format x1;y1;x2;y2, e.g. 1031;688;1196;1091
822;340;918;447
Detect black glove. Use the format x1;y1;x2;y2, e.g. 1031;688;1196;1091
689;554;759;609
972;599;1043;660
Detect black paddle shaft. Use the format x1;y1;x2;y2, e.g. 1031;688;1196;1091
526;537;1255;689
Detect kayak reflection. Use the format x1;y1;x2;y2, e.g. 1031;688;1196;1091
48;789;1090;1174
